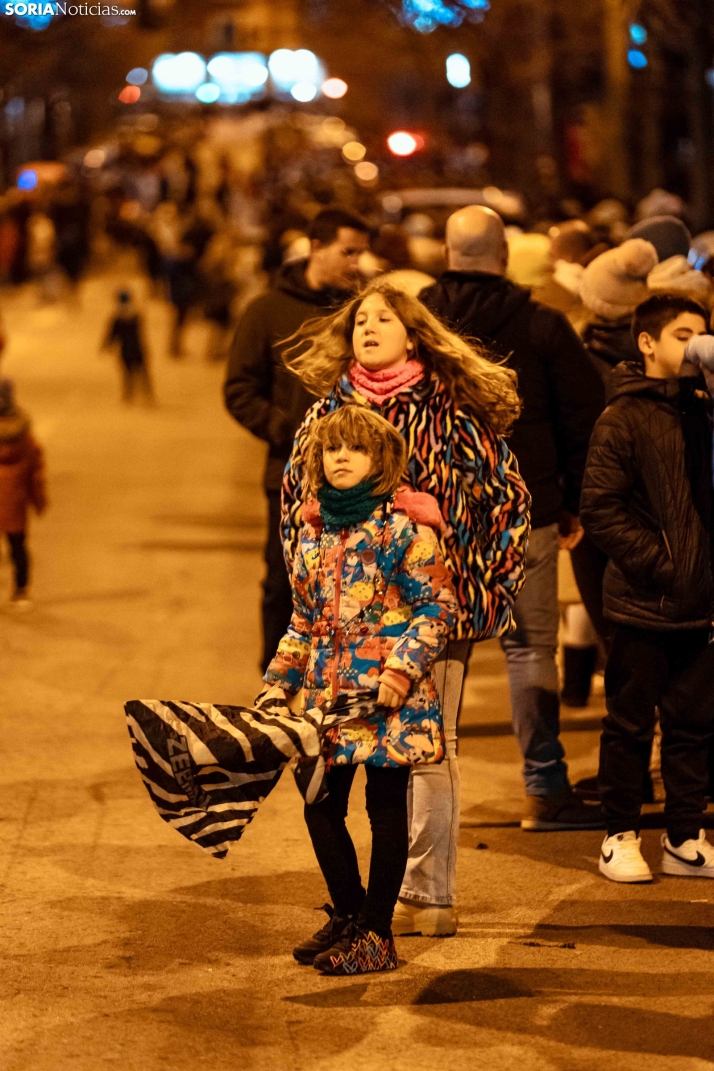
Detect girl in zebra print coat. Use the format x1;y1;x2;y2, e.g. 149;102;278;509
280;281;531;937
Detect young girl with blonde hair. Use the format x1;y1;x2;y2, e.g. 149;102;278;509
281;279;530;937
265;405;458;974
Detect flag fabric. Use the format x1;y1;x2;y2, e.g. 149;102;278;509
125;690;376;858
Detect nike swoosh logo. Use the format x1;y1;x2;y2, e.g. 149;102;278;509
602;850;613;863
665;845;707;867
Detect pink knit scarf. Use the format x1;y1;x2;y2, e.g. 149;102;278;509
349;359;425;405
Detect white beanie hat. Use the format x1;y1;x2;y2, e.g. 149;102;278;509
647;255;713;304
580;238;658;320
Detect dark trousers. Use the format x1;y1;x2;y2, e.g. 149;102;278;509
304;764;411;937
121;361;153;403
261;489;293;673
600;625;714;842
5;532;29;591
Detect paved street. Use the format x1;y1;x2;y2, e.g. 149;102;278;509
1;267;713;1071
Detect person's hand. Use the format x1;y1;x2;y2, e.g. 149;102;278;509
558;511;585;551
377;682;403;708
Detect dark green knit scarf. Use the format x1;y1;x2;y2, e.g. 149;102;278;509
317;478;386;531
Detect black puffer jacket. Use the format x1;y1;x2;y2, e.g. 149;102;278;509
421;271;604;528
581;364;714;629
224;261;351;489
581;316;639;387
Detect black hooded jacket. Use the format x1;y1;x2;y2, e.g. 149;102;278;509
421;271;605;528
580;363;714;630
224;261;350;489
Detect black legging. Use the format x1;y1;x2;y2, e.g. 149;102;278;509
6;532;29;591
304;764;411;937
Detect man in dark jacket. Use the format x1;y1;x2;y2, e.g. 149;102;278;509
581;294;714;883
224;208;369;670
422;205;606;830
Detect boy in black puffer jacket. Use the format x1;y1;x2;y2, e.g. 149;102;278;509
581;294;714;884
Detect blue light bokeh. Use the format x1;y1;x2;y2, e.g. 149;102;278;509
627;49;648;70
17;169;38;191
401;0;489;33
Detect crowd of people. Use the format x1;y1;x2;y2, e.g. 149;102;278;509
1;114;714;979
222;197;714;977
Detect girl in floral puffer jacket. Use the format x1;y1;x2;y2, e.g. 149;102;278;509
264;406;458;976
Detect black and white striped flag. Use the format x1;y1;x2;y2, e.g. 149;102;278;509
125;691;377;858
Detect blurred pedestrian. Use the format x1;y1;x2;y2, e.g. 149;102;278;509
224;207;370;672
265;407;458;974
102;290;154;405
505;232;551;289
282;280;530;936
422;205;605;833
27;208;60;303
533;220;604;332
581;238;659;386
581;294;714;883
628;215;714;307
0;379;46;607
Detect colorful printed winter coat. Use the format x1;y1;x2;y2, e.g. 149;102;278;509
265;487;459;768
282;372;530;642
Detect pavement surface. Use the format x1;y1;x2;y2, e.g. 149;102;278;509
1;265;713;1071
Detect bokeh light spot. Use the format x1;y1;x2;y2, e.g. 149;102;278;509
322;78;348;100
126;68;148;86
196;83;221;103
83;149;106;169
387;131;418;156
627;49;648;69
291;81;317;102
119;85;141;104
446;53;471;88
17;169;38;191
342;141;367;162
354;161;379;183
152;53;207;94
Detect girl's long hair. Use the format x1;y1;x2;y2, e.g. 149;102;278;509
284;279;522;434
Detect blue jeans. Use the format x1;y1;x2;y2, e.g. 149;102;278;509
501;523;569;796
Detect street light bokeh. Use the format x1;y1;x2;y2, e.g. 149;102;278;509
322;78;348;100
446;54;471;88
152;52;207;94
387;131;419;156
291;82;317;102
342;141;367;162
118;86;141;104
126;68;149;87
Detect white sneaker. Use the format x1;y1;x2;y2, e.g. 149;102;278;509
391;898;457;937
661;830;714;878
599;831;653;883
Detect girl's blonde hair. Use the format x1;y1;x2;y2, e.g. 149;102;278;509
285;279;521;434
305;407;407;497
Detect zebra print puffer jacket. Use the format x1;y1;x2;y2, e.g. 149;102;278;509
281;372;531;642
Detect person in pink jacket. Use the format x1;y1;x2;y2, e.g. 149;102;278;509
0;379;46;606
